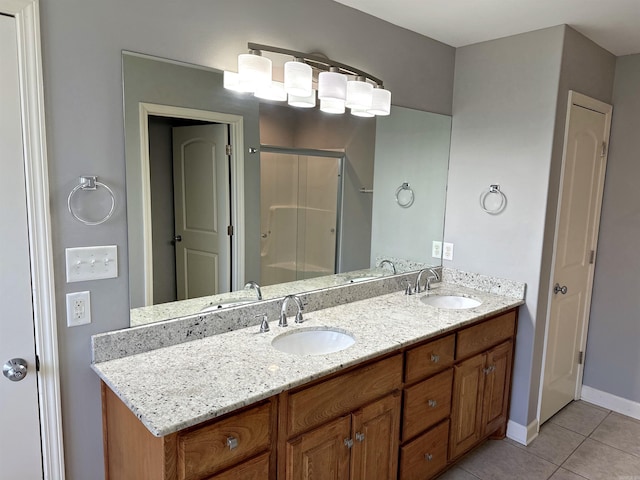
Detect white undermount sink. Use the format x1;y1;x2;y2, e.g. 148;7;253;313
271;327;355;355
420;294;482;309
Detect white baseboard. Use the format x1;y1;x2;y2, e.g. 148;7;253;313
581;385;640;421
506;418;539;446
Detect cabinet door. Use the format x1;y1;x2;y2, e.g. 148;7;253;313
351;393;401;480
481;341;513;436
286;415;351;480
449;353;485;460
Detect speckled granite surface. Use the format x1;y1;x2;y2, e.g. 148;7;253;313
92;281;524;437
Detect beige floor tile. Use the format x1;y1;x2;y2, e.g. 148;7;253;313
549;401;610;436
549;468;589;480
507;422;586;465
456;440;557;480
590;412;640;457
436;466;481;479
562;438;640;480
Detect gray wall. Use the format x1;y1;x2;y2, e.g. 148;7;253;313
445;25;615;429
584;54;640;403
39;0;455;478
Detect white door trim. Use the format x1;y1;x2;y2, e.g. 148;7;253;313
0;0;65;478
138;103;245;304
537;90;612;424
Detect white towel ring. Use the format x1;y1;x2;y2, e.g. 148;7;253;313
395;182;415;208
480;184;507;215
67;176;116;226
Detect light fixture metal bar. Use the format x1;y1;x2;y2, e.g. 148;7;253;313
247;42;383;87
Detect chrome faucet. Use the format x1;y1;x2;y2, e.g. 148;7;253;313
279;295;304;327
415;267;440;293
244;281;262;300
378;259;397;274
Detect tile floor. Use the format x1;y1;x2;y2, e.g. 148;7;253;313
438;401;640;480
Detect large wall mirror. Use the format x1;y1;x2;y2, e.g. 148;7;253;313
123;52;451;326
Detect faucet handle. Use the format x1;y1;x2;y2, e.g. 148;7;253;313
257;313;269;333
404;279;414;295
295;311;303;323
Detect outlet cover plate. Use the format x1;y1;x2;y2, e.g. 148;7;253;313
432;241;443;258
66;291;91;327
443;242;454;261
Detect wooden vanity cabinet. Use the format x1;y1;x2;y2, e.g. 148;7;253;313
101;384;277;480
279;354;403;480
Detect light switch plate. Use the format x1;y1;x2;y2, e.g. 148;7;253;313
443;242;454;261
65;245;118;282
432;241;442;258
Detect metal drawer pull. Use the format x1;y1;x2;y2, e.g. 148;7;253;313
483;365;496;375
428;399;438;408
430;353;440;363
344;438;354;449
425;453;433;461
226;436;239;450
355;432;365;442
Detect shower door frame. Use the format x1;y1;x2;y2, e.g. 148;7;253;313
260;145;345;277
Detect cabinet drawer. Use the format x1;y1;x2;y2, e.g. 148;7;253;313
456;311;516;360
177;402;273;480
405;334;455;383
400;420;449;480
204;452;270;480
402;368;453;442
286;354;402;437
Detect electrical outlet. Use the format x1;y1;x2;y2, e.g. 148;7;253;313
66;291;91;327
443;242;454;261
432;241;442;258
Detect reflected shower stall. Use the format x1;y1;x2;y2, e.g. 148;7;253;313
260;147;343;286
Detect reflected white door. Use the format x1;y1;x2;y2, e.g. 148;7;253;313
540;93;611;424
0;13;44;478
173;124;230;299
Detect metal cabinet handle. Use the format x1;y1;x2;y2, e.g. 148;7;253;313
483;365;496;375
553;283;568;295
425;453;433;461
427;399;438;408
3;358;28;382
344;438;354;449
355;432;365;442
430;353;440;363
226;436;239;450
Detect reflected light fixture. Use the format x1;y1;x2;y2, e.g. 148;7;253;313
224;43;391;117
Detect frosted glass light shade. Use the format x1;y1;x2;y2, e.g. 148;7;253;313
318;71;347;102
350;107;375;118
320;98;345;114
223;71;245;92
284;61;313;97
237;53;272;93
254;81;287;101
288;90;316;108
345;79;373;109
367;87;391;116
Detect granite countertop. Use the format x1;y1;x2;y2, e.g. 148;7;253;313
92;282;524;437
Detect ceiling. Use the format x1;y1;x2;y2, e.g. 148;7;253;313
334;0;640;56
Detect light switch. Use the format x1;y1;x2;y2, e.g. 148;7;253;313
65;245;118;282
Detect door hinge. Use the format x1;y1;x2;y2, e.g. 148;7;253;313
35;354;40;372
600;141;607;158
227;225;234;236
226;144;232;156
578;351;584;365
589;250;595;264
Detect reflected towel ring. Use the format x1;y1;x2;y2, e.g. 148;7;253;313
480;184;507;215
395;182;415;208
67;176;116;225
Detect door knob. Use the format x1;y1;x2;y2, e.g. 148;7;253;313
3;358;28;382
173;235;182;242
553;283;568;295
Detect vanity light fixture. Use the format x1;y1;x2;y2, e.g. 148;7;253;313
224;43;391;117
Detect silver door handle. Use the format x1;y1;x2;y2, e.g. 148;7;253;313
553;283;568;295
173;235;182;242
3;358;28;382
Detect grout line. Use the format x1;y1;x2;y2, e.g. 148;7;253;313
584;435;640;460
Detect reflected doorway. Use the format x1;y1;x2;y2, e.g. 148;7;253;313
259;146;344;286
